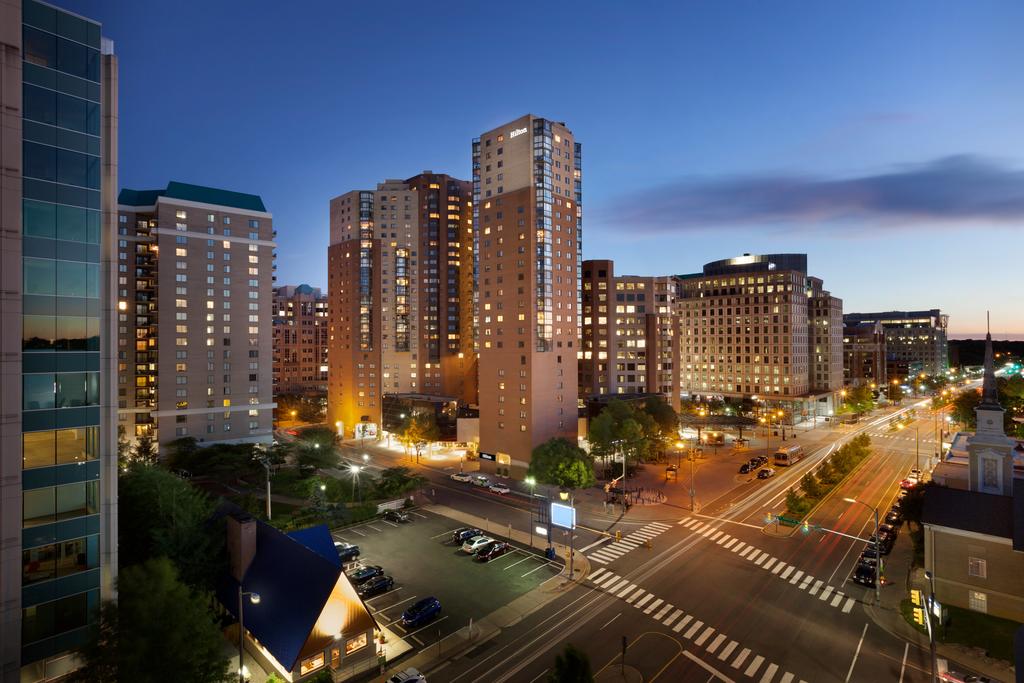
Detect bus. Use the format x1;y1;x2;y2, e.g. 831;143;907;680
773;444;804;467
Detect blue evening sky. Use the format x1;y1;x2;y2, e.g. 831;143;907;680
60;1;1024;337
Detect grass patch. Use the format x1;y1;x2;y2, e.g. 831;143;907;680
899;598;1021;661
784;434;872;518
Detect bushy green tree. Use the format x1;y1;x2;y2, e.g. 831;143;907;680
643;396;679;439
373;466;428;498
529;438;596;489
72;558;231;683
131;434;158;466
800;471;822;500
395;412;441;461
587;399;658;468
549;643;593;683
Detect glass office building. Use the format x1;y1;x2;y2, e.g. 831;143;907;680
1;1;118;680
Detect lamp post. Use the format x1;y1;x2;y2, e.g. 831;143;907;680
237;587;261;683
674;440;684;480
525;476;536;549
777;410;786;442
843;497;880;604
688;448;696;512
350;464;361;501
253;445;272;520
924;569;939;683
559;488;575;580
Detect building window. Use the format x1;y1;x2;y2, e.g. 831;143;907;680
968;557;987;579
300;653;325;675
968;590;987;613
345;632;368;655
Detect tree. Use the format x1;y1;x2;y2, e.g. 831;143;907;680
549;643;593;683
118;466;224;591
374;466;428;498
528;438;596;489
886;381;903;404
642;396;679;440
396;412;441;462
587;399;658;470
164;436;199;470
131;434;158;467
841;385;874;414
295;440;341;472
800;471;822;500
116;424;131;472
72;557;232;683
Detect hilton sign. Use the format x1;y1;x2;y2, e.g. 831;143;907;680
509;127;528;138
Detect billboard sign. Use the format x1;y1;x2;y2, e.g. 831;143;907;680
551;502;576;530
478;451;496;461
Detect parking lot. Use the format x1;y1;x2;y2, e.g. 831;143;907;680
331;508;561;652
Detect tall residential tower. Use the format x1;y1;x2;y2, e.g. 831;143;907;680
473;115;581;478
1;2;118;679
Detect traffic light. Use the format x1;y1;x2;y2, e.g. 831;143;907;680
910;589;922;607
615;530;622;542
765;513;774;524
801;520;810;534
912;607;926;626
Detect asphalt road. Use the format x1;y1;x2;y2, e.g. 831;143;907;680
429;405;970;683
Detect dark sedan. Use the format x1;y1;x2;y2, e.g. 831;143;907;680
475;541;511;562
347;565;384;585
356;575;394;597
402;597;442;628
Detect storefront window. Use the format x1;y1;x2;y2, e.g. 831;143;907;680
345;632;368;655
299;653;325;675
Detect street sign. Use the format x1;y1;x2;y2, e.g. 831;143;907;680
551;502;576;530
478;451;496;461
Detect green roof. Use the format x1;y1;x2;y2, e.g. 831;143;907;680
118;181;267;212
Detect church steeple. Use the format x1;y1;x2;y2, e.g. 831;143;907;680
978;312;1001;411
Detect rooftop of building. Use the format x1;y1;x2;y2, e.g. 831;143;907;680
118;181;267;212
676;253;809;280
922;484;1021;546
844;310;943;322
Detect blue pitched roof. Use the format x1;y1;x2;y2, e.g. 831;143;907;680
118;181;267;212
218;521;340;671
287;525;341;568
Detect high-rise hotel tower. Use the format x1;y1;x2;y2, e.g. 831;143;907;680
1;2;118;680
473;115;581;478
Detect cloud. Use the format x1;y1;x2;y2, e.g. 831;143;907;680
602;155;1024;233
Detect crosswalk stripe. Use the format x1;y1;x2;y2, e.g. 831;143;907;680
702;527;716;537
692;523;708;533
710;530;724;541
716;534;731;545
779;672;795;683
842;597;855;614
673;614;693;633
682;518;698;528
643;598;663;614
780;566;794;580
760;663;779;682
617;541;639;550
745;654;765;677
718;640;738;660
653;603;673;620
772;562;785;575
739;546;754;558
762;557;776;570
707;633;727;653
755;553;769;566
695;626;715;646
819;585;834;601
635;593;654;609
789;569;804;585
649;522;671;530
723;538;738;549
599;574;620;588
684;620;704;639
830;593;844;608
678;517;692;525
800;575;813;590
810;579;823;595
732;647;751;669
626;588;645;604
731;541;745;553
663;608;683;627
588;556;607;565
607;578;628;593
617;583;637;598
589;568;607;582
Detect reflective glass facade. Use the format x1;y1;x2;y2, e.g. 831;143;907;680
18;0;104;671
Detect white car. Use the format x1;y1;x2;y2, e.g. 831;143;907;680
450;472;471;483
471;475;490;488
489;484;511;495
461;535;495;554
388;668;426;683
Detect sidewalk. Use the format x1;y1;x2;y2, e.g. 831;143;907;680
864;526;1016;682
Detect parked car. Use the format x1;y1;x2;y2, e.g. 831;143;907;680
357;574;394;597
884;511;902;526
387;668;427;683
334;542;360;563
471;475;490;487
402;597;442;627
383;510;411;523
899;478;917;490
852;562;876;587
757;467;775;479
939;671;992;683
347;565;384;585
869;534;894;555
489;484;511;495
739;463;753;474
452;527;483;545
450;472;471;483
475;541;511;562
462;536;495;554
888;505;903;522
859;547;880;565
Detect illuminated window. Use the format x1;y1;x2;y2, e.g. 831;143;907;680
299;653;325;675
345;632;367;655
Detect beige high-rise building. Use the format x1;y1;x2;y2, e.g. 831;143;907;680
473;115;581;478
677;254;843;421
116;182;276;449
327;172;474;439
579;260;679;407
272;284;329;395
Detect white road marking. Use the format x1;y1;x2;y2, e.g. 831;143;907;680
707;633;727;653
745;654;765;677
810;579;823;595
820;585;835;601
844;623;869;682
598;612;621;631
842;598;856;614
663;608;683;627
643;598;664;614
898;642;909;683
682;650;737;683
779;673;795;683
718;640;738;661
732;647;750;669
653;603;673;620
634;593;654;609
626;588;645;604
723;538;738;549
695;626;715;646
617;583;637;598
759;663;779;683
589;568;607;582
684;619;704;639
673;614;693;632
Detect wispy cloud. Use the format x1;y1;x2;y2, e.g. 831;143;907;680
601;155;1024;233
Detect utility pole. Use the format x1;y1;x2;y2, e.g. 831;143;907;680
925;570;939;683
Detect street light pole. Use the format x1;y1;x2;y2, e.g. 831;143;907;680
525;476;536;549
844;497;880;604
689;451;696;512
237;587;260;683
925;570;939;683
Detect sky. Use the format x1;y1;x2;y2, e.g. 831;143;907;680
61;1;1024;338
